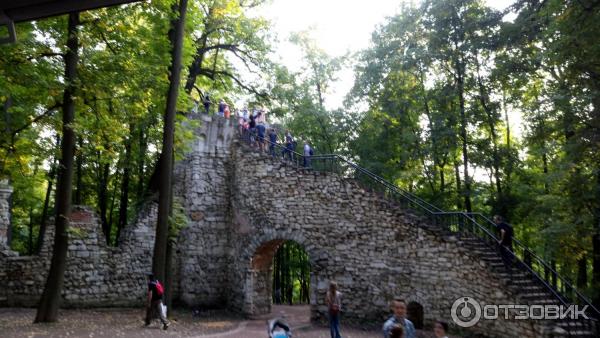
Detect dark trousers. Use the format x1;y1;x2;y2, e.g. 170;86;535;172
329;313;341;338
282;144;293;160
499;244;514;269
303;155;311;168
145;300;168;325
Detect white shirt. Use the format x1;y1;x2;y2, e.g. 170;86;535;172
304;144;311;156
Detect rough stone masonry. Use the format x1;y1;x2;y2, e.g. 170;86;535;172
0;114;558;337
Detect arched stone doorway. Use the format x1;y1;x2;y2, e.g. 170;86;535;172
247;239;312;316
407;301;424;329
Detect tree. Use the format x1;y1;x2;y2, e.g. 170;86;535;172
152;0;188;286
184;0;271;101
35;11;80;323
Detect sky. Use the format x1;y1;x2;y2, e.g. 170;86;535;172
252;0;518;181
255;0;514;109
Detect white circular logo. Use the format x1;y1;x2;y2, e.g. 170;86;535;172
451;297;482;327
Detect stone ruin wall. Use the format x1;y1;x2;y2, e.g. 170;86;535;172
0;203;157;307
226;145;545;338
0;115;557;337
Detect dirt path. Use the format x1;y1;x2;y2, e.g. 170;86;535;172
0;305;383;338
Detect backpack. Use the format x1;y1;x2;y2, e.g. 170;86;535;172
309;147;314;156
153;280;164;296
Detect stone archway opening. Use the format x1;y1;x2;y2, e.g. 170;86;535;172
407;301;424;329
249;239;312;318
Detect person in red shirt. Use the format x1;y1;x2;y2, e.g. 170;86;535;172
145;274;169;330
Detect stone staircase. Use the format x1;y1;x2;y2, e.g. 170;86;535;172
237;133;599;337
459;237;597;338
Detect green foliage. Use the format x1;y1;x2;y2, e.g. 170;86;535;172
168;198;188;240
348;0;600;299
270;32;351;154
272;241;310;305
1;0;275;254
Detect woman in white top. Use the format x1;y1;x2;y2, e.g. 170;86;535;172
433;321;449;338
325;281;342;338
255;107;267;124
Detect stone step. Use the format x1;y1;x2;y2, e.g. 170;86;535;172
512;279;538;286
530;298;560;305
558;321;593;329
565;331;596;338
521;292;554;299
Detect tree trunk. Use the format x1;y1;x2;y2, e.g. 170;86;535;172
593;232;600;309
34;12;79;323
37;173;54;254
593;163;600;309
285;244;292;305
456;59;472;213
152;0;188;283
454;159;462;210
116;124;133;245
37;136;60;254
28;206;34;255
98;161;110;245
185;31;209;94
475;67;502;211
577;257;588;290
136;123;147;201
74;137;83;205
164;239;174;316
107;173;119;244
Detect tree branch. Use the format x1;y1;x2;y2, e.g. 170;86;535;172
11;102;61;137
27;52;64;61
198;68;268;98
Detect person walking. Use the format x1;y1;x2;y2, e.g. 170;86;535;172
282;130;294;160
237;109;246;135
203;94;211;114
433;321;449;338
494;215;514;270
303;140;313;168
256;122;266;152
383;298;415;338
325;281;342;338
224;104;231;119
145;274;169;330
218;99;226;117
248;112;257;146
269;128;278;157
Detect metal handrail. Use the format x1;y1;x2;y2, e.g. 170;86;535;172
236;128;600;325
466;212;600;318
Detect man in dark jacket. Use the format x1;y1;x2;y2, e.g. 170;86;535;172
494;215;514;269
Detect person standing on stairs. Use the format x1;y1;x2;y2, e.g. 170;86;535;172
203;93;211;114
303;140;313;168
249;112;257;146
218;99;226;117
282;130;294;160
268;128;278;157
494;215;514;270
256;122;266;153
